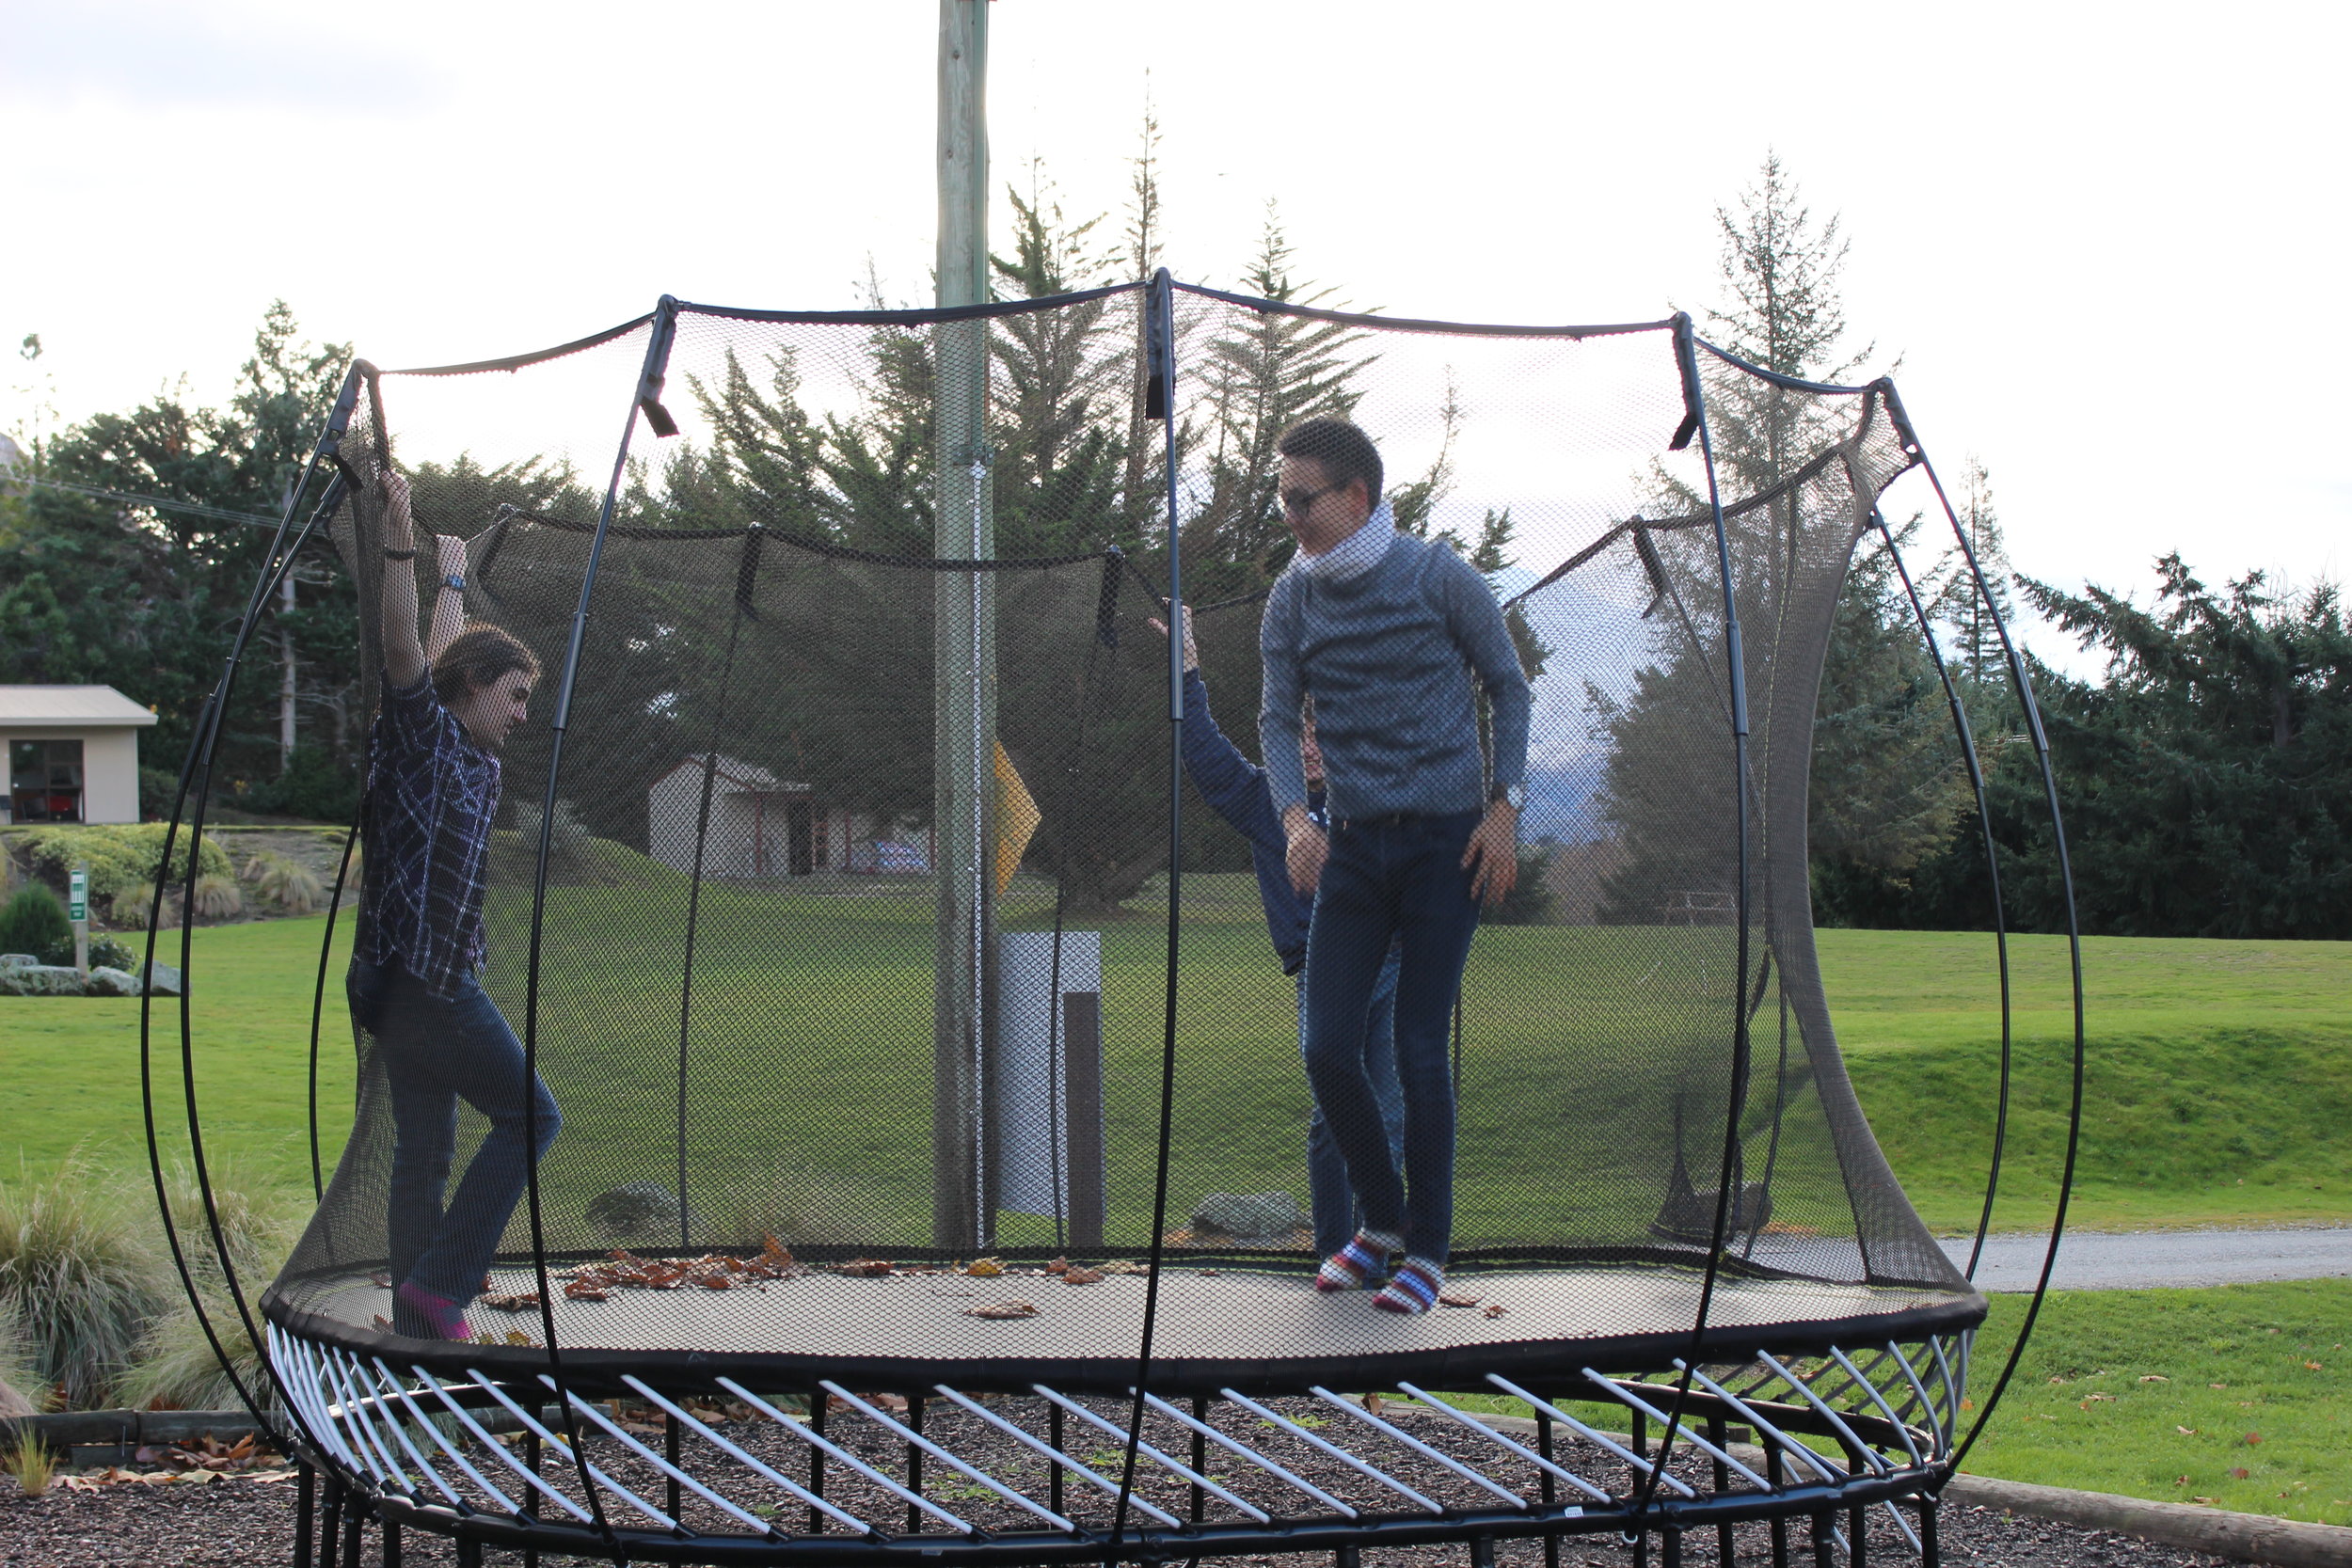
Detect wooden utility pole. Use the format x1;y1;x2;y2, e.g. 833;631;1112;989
931;0;995;1252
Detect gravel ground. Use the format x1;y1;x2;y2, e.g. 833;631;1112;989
1;1395;2236;1568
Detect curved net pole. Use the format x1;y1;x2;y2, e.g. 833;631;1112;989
308;803;366;1204
1870;510;2018;1279
140;369;361;1457
670;525;763;1251
514;297;684;1558
1880;391;2088;1470
1627;314;1761;1525
1108;266;1184;1557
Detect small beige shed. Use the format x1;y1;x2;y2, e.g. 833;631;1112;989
1;686;157;825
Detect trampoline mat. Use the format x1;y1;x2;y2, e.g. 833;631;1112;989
270;1261;1984;1396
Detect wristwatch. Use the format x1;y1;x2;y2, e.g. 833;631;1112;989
442;574;467;592
1492;782;1525;812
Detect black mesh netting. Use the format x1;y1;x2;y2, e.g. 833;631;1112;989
262;284;1984;1392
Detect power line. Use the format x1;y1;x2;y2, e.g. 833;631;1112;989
4;471;307;531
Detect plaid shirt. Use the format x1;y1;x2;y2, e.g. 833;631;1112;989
357;672;501;999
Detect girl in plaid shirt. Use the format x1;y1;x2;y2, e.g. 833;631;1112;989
350;470;555;1342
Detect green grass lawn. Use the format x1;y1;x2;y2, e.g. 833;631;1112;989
3;898;2347;1242
1960;1279;2352;1526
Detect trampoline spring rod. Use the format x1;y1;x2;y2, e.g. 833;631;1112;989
1309;1386;1526;1509
1665;1362;1841;1486
344;1357;466;1508
298;1338;393;1489
1482;1376;1695;1500
1028;1386;1269;1524
1394;1382;1610;1504
1927;1339;1962;1451
1219;1386;1443;1515
1753;1354;1885;1481
277;1333;370;1485
462;1369;677;1533
1883;1345;1947;1457
371;1359;517;1516
1826;1348;1922;1471
809;1381;1069;1532
320;1349;417;1496
925;1384;1180;1528
617;1377;869;1537
414;1370;593;1523
711;1380;966;1535
540;1377;779;1538
1135;1391;1357;1518
1576;1370;1770;1492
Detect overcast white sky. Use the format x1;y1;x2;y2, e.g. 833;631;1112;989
3;0;2344;663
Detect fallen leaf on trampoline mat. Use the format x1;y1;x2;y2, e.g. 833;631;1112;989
1098;1259;1151;1275
1062;1267;1104;1286
761;1235;796;1267
1045;1256;1070;1274
368;1272;392;1288
1483;1304;1508;1318
965;1300;1041;1320
481;1291;543;1312
965;1257;1007;1277
564;1281;612;1301
372;1314;393;1333
839;1259;897;1277
503;1331;533;1347
1438;1292;1482;1308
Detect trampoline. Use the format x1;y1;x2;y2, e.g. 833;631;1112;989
143;274;2087;1566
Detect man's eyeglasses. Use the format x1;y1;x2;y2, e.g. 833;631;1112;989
1280;480;1350;517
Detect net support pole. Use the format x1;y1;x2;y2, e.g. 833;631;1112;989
931;0;996;1252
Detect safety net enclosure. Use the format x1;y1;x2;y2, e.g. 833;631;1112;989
152;275;2092;1564
254;282;1994;1396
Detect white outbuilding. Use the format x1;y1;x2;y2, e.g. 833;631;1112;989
1;686;157;825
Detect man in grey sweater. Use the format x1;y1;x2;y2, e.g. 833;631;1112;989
1259;417;1532;1315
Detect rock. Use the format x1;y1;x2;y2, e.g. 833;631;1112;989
85;966;141;997
1190;1191;1306;1241
585;1181;687;1243
142;960;184;996
0;953;38;970
0;1372;37;1419
0;964;87;997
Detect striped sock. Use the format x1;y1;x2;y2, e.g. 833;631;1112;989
1373;1259;1444;1315
1316;1229;1401;1292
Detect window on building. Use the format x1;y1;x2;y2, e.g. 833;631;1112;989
9;738;84;823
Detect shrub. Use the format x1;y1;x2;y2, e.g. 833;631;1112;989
111;881;180;932
510;797;594;879
21;825;230;926
0;1159;170;1408
232;747;361;824
87;935;136;971
0;885;72;965
192;873;244;920
239;848;326;914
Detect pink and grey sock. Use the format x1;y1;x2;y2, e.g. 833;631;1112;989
1316;1228;1402;1292
1373;1259;1445;1315
394;1280;472;1341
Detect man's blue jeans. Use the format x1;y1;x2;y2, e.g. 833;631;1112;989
1299;810;1483;1266
350;958;560;1315
1298;942;1405;1264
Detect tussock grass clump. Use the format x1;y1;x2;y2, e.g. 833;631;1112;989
4;1429;54;1498
0;1158;170;1408
0;1295;42;1417
191;873;244;920
118;1167;303;1418
239;848;326;914
110;880;180;931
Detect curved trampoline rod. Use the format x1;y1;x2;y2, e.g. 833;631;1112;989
1109;265;1186;1553
1880;386;2090;1470
1871;510;2017;1279
307;802;365;1203
140;370;360;1460
1623;313;1762;1525
513;298;681;1557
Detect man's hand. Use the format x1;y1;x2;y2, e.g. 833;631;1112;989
1147;606;1200;673
1283;803;1327;896
1462;800;1520;906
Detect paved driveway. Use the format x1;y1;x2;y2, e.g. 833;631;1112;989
1939;1227;2352;1291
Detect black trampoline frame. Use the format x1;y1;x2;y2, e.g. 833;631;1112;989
135;275;2089;1567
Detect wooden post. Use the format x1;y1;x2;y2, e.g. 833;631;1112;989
931;0;996;1252
69;863;88;975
